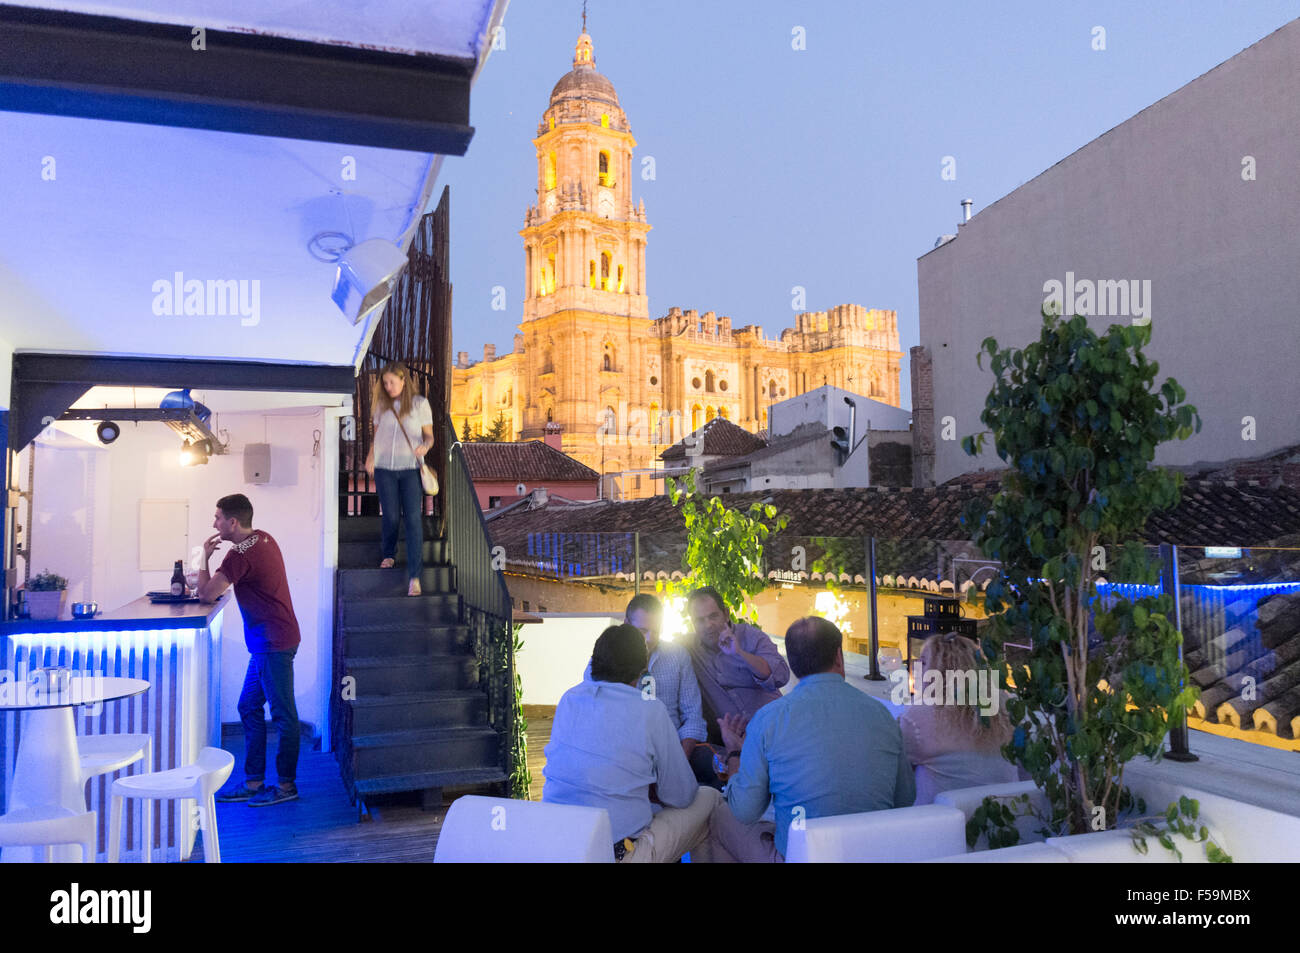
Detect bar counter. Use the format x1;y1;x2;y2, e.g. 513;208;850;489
0;592;231;861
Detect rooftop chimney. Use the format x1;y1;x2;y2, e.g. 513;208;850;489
961;198;973;222
456;350;468;367
484;343;496;361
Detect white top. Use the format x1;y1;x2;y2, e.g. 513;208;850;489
373;394;434;471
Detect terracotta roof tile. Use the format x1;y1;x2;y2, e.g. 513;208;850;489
462;441;599;483
660;417;767;461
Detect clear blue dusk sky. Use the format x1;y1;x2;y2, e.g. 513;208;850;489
437;1;1299;409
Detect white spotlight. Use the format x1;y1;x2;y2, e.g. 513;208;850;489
330;238;409;325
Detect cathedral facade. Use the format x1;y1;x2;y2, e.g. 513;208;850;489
451;30;903;499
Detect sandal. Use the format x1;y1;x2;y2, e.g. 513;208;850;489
407;578;422;597
380;558;395;569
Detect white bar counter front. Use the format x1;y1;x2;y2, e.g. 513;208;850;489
0;593;229;862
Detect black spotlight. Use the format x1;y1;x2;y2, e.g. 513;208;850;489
96;421;120;445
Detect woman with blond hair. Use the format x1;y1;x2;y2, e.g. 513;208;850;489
364;362;434;596
898;633;1021;804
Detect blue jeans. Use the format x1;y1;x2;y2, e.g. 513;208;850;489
238;649;299;785
375;466;424;581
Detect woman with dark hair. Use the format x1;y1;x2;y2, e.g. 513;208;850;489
364;362;434;596
899;633;1020;804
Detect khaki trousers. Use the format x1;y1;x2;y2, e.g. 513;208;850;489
706;801;784;863
620;786;722;863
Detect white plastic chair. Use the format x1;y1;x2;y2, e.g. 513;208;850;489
108;747;234;863
0;806;97;863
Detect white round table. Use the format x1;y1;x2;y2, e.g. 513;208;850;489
1;676;149;863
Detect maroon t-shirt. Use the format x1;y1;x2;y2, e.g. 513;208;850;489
218;530;301;653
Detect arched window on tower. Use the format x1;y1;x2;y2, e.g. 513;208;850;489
691;405;703;433
768;378;777;398
545;152;557;191
546;407;553;423
602;353;611;371
600;252;611;291
705;370;715;393
545;253;556;295
869;370;883;398
616;264;625;294
589;259;597;289
598;151;612;187
601;406;617;438
718;406;730;420
706;406;716;422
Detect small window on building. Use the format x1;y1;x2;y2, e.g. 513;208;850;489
649;376;658;386
691;377;701;390
589;259;597;288
523;601;530;612
718;380;728;391
488;496;501;509
546;407;553;423
600;252;611;290
545;152;557;191
616;264;624;293
598;151;612;187
705;370;715;392
603;353;612;371
600;113;609;128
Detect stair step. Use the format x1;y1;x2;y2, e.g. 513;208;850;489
351;726;501;778
337;538;447;570
339;515;439;542
344;655;476;694
341;624;472;658
341;594;461;627
349;691;487;733
338;566;456;598
353;768;507;797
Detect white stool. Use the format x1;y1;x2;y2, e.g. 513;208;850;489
80;734;152;861
79;734;152;784
0;806;97;863
108;747;234;863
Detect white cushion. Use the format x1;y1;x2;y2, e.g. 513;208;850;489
1124;774;1300;863
433;796;614;863
935;779;1049;848
928;842;1069;863
785;804;966;862
1047;828;1201;863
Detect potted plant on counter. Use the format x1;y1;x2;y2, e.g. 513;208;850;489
26;569;69;620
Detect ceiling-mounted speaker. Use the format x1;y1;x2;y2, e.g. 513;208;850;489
244;443;271;484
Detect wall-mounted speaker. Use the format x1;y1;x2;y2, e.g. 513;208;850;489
244;443;271;484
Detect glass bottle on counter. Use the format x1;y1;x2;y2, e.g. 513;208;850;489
170;560;186;597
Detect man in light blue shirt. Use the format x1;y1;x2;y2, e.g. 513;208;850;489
546;624;721;862
709;616;916;861
584;594;715;781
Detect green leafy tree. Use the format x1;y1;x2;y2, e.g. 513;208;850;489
459;419;473;443
483;411;511;442
659;467;788;621
961;311;1201;837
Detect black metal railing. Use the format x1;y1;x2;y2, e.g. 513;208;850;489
443;419;515;791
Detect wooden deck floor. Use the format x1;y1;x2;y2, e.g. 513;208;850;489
192;711;558;862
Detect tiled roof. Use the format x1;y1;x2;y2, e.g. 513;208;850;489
660;416;767;461
487;480;1300;569
461;441;599;483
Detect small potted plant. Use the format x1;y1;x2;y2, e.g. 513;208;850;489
26;570;68;620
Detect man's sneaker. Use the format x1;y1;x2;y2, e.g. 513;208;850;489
249;783;299;807
215;780;263;803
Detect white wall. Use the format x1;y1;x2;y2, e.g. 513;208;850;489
771;386;911;439
22;408;334;731
917;21;1300;486
516;613;620;705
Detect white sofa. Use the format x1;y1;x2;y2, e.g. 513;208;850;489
433;795;614;863
785;803;966;862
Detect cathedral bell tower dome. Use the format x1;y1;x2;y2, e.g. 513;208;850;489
521;28;649;324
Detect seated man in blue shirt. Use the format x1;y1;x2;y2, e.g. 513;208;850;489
546;623;721;863
708;615;916;862
584;594;720;786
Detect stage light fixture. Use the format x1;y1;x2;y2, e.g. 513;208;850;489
96;421;120;444
330;238;408;325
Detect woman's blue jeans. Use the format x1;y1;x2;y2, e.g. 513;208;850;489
374;466;424;581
